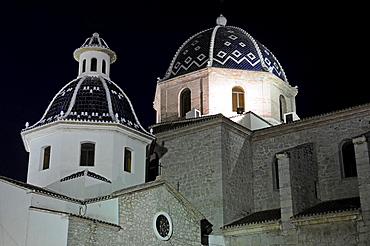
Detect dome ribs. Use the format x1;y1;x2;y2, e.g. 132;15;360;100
161;22;288;82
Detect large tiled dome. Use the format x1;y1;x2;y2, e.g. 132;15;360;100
27;76;148;134
162;15;287;82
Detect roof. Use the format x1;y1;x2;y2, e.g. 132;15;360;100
73;33;116;63
224;209;281;228
0;175;83;203
161;15;287;82
224;197;360;229
149;114;225;134
253;102;370;140
23;75;152;137
293;197;360;218
29;206;122;230
60;169;112;183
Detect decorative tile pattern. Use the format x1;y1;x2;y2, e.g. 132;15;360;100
166;29;213;79
28;76;149;135
162;26;287;82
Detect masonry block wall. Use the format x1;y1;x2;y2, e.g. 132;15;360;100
67;219;120;245
208;68;298;121
156;117;254;233
224;219;360;245
154;69;209;123
154;67;298;124
285;143;319;215
157;123;224;232
221;122;254;224
117;184;202;246
252;113;370;211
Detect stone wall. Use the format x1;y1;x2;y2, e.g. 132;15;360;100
154;67;298;124
67;218;119;246
158;123;224;232
223;218;360;246
154;68;209;123
221;125;254;224
296;220;359;245
67;181;204;246
156;117;254;232
286;143;319;215
118;182;203;245
252;113;370;211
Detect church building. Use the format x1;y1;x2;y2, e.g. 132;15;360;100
1;15;370;245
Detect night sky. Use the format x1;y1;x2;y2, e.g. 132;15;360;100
0;1;365;181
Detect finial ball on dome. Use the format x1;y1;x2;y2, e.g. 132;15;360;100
216;14;227;26
93;32;99;38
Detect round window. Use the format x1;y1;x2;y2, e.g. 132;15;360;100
153;212;173;240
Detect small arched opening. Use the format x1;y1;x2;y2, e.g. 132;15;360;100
90;58;97;72
279;95;287;122
82;59;86;73
232;86;245;113
180;88;191;118
102;59;106;74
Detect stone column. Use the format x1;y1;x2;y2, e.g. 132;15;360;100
276;152;297;244
353;136;370;244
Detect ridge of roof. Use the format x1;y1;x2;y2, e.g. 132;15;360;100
224;208;281;229
254;102;370;139
0;175;83;204
29;206;121;229
293;197;360;218
60;169;112;183
149;114;224;134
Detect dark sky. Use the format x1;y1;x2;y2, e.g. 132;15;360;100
0;1;365;181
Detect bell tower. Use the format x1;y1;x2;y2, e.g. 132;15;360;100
21;33;154;199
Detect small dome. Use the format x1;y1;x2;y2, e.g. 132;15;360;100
162;16;287;82
26;76;150;135
73;33;117;63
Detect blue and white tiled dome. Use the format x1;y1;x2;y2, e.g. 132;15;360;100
24;33;149;136
162;15;287;82
27;76;149;135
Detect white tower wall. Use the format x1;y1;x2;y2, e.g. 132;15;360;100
23;123;151;197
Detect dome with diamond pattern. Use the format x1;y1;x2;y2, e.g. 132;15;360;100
162;15;288;82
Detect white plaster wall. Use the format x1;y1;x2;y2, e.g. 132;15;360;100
208;68;269;118
0;182;31;246
86;198;119;224
24;123;151;194
26;210;68;246
30;193;80;215
78;50;111;78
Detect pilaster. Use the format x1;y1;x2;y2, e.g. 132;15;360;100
276;152;298;244
353;135;370;244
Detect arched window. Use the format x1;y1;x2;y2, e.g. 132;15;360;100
279;95;287;121
80;143;95;166
82;59;86;73
102;60;106;74
42;146;51;170
90;58;97;72
180;88;191;117
341;140;357;178
232;86;245;112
